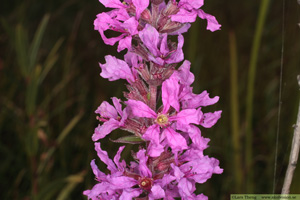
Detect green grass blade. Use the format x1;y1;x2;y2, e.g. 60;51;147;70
57;110;83;144
29;14;50;73
229;31;243;192
15;24;29;77
245;0;271;193
38;38;64;84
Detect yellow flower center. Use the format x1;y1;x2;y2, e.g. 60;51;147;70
156;114;169;126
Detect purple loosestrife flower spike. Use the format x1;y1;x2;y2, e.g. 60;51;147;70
86;0;223;199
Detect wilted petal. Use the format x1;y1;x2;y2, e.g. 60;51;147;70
162;77;180;112
164;127;188;151
139;24;160;57
132;0;149;19
197;9;221;32
92;119;120;141
100;55;135;82
126;99;157;118
200;110;222;128
95;142;117;173
136;149;152;177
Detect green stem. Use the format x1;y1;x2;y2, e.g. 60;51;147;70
229;31;243;192
246;0;270;193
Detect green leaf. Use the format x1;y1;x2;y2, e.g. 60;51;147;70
15;24;29;77
38;38;64;84
29;14;50;73
111;135;144;144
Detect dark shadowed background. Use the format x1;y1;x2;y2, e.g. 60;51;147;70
1;0;300;199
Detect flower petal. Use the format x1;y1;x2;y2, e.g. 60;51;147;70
120;188;142;200
162;77;180;112
197;9;221;32
99;0;126;8
165;34;184;64
143;124;160;145
100;55;135;82
136;149;152;177
171;60;194;86
200;110;222;128
95;142;117;173
150;185;165;199
164;127;188;151
95;101;118;119
170;108;200;125
113;146;126;171
139;24;160;57
126;99;157;118
171;8;197;23
92;119;120;141
147;142;165;157
132;0;149;19
90;159;106;179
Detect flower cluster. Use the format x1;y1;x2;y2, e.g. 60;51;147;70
85;0;222;199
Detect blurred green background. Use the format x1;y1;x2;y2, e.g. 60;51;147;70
1;0;300;199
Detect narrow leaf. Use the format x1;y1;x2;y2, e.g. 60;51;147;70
111;135;144;144
29;14;50;73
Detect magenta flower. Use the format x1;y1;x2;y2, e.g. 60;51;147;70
94;11;139;52
138;24;184;65
94;0;150;51
99;55;136;83
168;147;223;199
83;143;137;200
126;77;203;156
170;0;221;31
84;143;168;199
92;97;128;141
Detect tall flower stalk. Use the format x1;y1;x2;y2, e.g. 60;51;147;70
84;0;222;199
